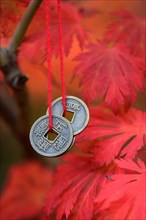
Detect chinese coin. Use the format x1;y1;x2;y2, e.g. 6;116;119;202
29;115;73;157
47;96;90;135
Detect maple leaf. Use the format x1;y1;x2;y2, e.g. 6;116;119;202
1;1;88;60
74;41;144;112
95;159;146;220
77;107;146;166
20;2;88;62
0;161;53;220
45;153;116;220
105;10;146;59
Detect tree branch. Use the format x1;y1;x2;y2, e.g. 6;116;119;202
0;0;43;159
9;0;43;52
0;0;43;89
0;48;28;89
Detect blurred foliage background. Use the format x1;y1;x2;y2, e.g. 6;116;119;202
0;0;145;189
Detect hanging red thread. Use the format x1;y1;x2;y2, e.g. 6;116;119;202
45;0;52;130
57;0;66;116
45;0;66;130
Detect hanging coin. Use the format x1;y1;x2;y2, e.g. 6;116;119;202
29;115;73;157
47;96;90;135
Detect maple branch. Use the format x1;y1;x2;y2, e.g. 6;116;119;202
0;0;43;159
0;0;42;89
0;48;28;89
9;0;43;52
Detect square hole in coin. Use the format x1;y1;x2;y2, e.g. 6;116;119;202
63;110;74;122
44;130;58;142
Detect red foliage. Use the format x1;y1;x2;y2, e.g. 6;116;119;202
105;10;146;59
0;161;53;220
77;107;146;165
74;42;144;111
44;155;145;220
95;159;146;220
20;1;88;62
1;1;88;61
45;153;117;220
0;2;145;220
0;0;30;38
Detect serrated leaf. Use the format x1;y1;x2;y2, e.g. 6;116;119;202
74;42;144;111
105;10;146;59
77;107;145;165
95;159;146;220
20;2;88;62
45;153;115;220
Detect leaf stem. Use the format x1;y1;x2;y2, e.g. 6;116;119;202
9;0;43;52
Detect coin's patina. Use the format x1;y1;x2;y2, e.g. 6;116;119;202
29;115;73;157
47;96;90;135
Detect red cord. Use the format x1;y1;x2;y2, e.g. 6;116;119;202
57;0;66;116
45;0;53;130
45;0;66;130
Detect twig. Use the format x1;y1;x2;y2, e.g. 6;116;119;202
9;0;43;52
0;0;43;89
0;0;43;159
0;48;28;89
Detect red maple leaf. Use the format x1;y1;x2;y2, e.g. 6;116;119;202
0;161;53;220
20;2;88;62
45;153;116;220
1;1;88;61
74;42;144;112
105;10;146;59
95;159;146;220
77;107;146;166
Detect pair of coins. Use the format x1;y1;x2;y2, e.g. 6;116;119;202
29;96;89;157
